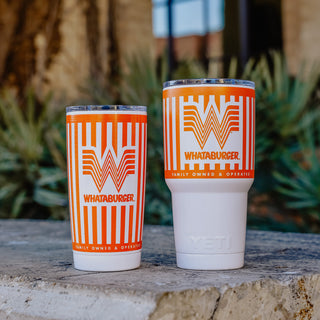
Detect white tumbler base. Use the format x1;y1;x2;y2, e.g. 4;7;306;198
73;250;141;272
176;252;244;270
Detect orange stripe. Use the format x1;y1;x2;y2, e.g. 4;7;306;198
135;123;142;243
101;206;107;244
91;122;96;147
128;205;134;243
82;121;86;147
168;102;174;169
92;206;97;244
252;98;255;170
242;99;247;170
112;122;118;156
123;122;128;147
140;124;147;241
163;98;169;170
84;206;89;244
111;206;117;244
120;206;126;244
132;122;136;146
248;97;252;171
67;123;76;243
74;124;82;243
175;98;181;170
101;122;107;157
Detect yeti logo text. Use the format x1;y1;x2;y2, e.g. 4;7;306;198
82;148;135;192
183;95;241;149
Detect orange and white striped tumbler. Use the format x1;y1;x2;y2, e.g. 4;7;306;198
163;79;255;270
66;105;147;271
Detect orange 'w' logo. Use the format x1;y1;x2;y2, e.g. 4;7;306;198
184;98;240;149
82;148;135;192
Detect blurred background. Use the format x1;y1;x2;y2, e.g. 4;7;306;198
0;0;320;233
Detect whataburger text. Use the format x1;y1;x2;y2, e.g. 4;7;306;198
184;151;239;161
83;194;135;203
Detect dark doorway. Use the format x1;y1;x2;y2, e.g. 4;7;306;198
249;0;283;57
224;0;283;71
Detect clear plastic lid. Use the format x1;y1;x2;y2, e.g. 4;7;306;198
163;78;255;89
66;105;147;113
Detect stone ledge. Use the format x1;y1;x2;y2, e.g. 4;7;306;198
0;220;320;319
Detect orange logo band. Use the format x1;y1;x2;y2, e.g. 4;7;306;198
163;85;255;179
66;113;147;253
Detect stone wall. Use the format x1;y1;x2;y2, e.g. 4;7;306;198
0;0;154;100
1;221;320;319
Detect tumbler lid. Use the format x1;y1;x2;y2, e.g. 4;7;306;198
163;78;255;89
66;105;147;113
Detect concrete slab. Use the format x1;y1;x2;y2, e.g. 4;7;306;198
0;220;320;319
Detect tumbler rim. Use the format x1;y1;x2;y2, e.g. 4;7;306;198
163;78;255;89
66;105;147;113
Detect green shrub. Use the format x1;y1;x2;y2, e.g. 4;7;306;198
0;89;67;219
273;124;320;232
243;52;320;171
1;52;320;233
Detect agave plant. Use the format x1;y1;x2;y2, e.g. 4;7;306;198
273;125;320;231
243;52;320;168
0;89;68;219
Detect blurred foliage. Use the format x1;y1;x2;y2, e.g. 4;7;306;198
0;89;67;219
1;52;320;232
243;52;320;170
273;125;320;232
243;53;320;232
120;55;172;224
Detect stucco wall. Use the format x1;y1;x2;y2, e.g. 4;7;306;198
282;0;320;73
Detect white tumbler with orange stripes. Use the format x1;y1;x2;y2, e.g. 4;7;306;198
163;79;255;270
66;105;147;271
